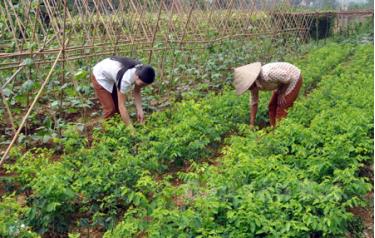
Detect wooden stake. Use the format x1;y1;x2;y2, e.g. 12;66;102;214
148;1;163;64
0;49;63;167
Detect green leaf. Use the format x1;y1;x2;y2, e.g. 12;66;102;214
23;58;33;66
74;70;88;81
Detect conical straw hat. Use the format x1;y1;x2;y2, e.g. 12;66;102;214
233;62;262;95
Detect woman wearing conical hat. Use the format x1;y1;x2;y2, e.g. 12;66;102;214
233;62;303;127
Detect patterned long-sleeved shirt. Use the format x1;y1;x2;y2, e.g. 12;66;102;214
251;62;301;105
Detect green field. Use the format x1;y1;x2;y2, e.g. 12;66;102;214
0;40;373;237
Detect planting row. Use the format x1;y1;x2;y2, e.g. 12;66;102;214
104;44;373;237
1;42;355;237
0;36;303;147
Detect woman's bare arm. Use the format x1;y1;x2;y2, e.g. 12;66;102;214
117;90;132;126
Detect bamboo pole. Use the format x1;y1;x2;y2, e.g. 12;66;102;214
31;0;41;44
58;0;68;127
179;0;196;49
148;1;163;64
0;48;63;166
0;27;311;69
43;0;63;46
130;0;151;43
1;34;57;89
6;0;27;40
1;2;21;51
34;2;48;37
92;0;115;44
1;67;24;89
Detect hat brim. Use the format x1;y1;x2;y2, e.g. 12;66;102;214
233;62;261;95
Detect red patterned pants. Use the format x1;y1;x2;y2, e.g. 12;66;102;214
268;76;303;127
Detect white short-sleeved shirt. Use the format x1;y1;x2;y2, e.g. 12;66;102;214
93;58;136;94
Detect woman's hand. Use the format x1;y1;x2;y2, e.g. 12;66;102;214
277;93;287;107
134;86;144;124
137;109;144;124
117;90;132;126
276;82;289;107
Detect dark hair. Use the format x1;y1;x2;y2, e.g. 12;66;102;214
135;65;155;84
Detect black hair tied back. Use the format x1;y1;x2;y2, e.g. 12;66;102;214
136;64;156;84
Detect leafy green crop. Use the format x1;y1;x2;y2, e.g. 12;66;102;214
1;42;371;237
104;44;373;237
0;193;40;238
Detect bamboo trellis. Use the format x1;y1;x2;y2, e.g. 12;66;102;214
0;2;372;66
0;0;373;164
0;0;321;68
